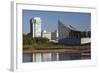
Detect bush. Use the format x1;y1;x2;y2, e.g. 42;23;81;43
23;34;33;45
33;37;49;44
23;34;49;45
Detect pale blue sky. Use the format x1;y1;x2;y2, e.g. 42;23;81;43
23;10;91;34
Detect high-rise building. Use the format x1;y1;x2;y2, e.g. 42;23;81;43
58;20;91;45
58;20;70;40
30;17;41;37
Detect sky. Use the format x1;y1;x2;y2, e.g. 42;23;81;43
23;10;91;34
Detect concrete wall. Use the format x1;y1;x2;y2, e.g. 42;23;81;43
81;38;91;44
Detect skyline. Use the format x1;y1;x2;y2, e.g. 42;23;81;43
23;10;91;34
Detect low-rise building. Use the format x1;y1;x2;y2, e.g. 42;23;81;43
42;30;57;41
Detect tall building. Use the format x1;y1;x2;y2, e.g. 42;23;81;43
58;20;70;40
30;17;41;37
58;20;91;45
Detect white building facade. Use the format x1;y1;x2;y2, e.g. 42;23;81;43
42;30;52;40
30;17;41;37
42;30;58;42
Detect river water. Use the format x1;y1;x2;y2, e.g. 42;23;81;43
23;52;90;62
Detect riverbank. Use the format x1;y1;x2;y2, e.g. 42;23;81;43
23;44;91;62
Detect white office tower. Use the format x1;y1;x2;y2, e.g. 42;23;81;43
30;17;41;37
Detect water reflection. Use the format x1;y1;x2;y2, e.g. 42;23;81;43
23;52;90;62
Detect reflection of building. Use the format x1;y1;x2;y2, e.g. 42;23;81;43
30;17;41;37
23;44;90;62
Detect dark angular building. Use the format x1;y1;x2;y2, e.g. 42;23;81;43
58;20;91;45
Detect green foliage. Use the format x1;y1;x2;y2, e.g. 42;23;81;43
23;34;69;49
23;34;33;45
33;37;49;44
23;34;49;45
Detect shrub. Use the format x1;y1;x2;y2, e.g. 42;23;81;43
23;34;49;45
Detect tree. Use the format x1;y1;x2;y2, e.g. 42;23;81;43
32;37;49;44
23;34;49;45
23;34;33;45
